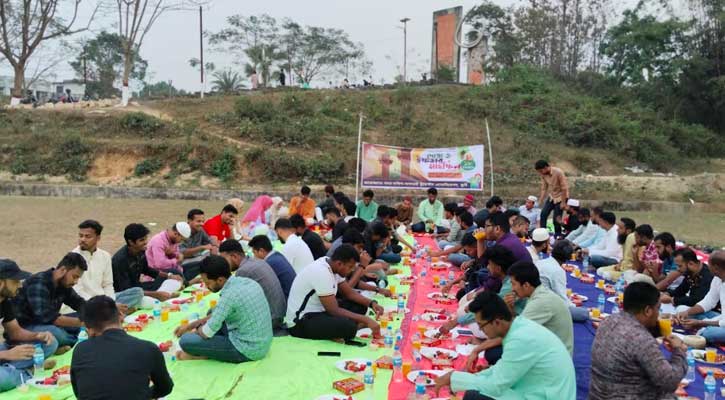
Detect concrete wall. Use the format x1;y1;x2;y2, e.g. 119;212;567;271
431;7;463;81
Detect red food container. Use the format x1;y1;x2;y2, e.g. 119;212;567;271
421;338;442;347
333;378;364;395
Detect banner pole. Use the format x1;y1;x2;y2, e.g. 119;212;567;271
355;113;364;202
485;118;494;196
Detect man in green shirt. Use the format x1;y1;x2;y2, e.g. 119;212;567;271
355;189;379;222
175;255;272;363
507;261;573;354
434;291;575;400
412;187;446;233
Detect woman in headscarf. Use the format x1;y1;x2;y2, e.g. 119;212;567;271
226;198;245;240
243;195;274;226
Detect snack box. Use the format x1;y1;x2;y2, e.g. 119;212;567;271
435;298;456;305
333;378;364;395
421;338;442;347
424;307;446;315
431;358;454;370
698;366;725;379
375;355;393;369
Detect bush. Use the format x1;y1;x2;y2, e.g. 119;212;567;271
119;112;164;135
234;96;277;122
210;149;236;182
50;136;92;181
134;158;163;176
280;93;315;116
244;149;345;181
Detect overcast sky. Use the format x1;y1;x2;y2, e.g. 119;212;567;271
2;0;663;90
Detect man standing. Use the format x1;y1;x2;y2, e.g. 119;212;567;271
507;261;573;354
219;240;286;329
583;212;622;268
290;214;327;260
355;189;379;222
203;205;238;243
180;209;216;278
248;235;297;299
274;218;314;273
535;160;569;236
412;187;445;233
589;282;687;399
72;220;130;306
71;296;173;400
176;256;272;363
0;260;57;393
518;196;540;230
289;186;316;220
661;248;713;311
434;291;575;400
13;253;87;346
285;245;382;341
146;222;191;277
112;224;183;303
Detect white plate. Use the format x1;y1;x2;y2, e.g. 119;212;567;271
692;349;725;365
421;312;451;322
589;312;610;322
383;306;411;314
423;328;456;340
315;395;358;400
420;347;458;360
606;296;619;305
569;294;589;302
430;262;450;270
406;369;448;386
570;272;594;279
455;344;485;358
356;328;372;339
427;292;456;301
335;358;372;374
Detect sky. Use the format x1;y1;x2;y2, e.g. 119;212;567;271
1;0;659;91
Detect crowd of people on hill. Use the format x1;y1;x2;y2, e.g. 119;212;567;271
0;159;722;400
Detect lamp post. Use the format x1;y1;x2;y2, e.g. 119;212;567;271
400;18;410;83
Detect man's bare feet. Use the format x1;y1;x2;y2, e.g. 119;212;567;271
43;359;57;370
175;350;207;361
55;345;72;355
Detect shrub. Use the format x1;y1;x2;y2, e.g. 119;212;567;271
210;149;236;182
50;136;92;181
134;158;163;176
280;93;315;116
234;96;277;122
119;112;164;135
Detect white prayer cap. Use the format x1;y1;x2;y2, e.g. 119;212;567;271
567;199;580;207
532;228;549;242
527;196;537;202
175;222;191;239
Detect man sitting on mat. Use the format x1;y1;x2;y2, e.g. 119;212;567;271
411;187;447;233
285;244;383;341
175;256;272;363
433;291;576;400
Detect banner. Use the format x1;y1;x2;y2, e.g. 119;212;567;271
360;143;485;190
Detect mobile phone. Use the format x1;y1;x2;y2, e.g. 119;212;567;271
344;340;367;347
456;329;474;336
317;351;342;357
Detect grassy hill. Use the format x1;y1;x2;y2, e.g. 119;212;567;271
1;66;723;202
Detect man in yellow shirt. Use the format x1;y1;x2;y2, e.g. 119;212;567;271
597;218;636;281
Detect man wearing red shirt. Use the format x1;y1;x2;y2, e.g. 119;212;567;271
203;205;239;242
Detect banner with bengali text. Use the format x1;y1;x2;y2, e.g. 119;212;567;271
360;143;485;190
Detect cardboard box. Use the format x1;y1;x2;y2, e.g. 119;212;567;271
333;378;364;395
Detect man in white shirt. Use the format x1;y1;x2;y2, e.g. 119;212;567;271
566;208;593;243
274;218;314;273
518;196;540;230
72;220;142;308
285;244;383;340
676;251;725;345
583;212;622;269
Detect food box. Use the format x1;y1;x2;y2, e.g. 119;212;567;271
431;358;453;370
698;366;725;379
375;356;393;369
333;378;364;395
580;275;595;284
424;307;446;315
435;298;455;305
421;338;442;347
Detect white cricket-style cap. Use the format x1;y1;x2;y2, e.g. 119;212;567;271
532;228;550;242
567;199;580;207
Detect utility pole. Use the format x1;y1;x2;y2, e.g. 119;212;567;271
400;18;410;84
199;5;205;99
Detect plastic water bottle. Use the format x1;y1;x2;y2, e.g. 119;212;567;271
597;293;606;312
77;327;88;343
686;348;697;383
615;276;625;292
705;370;716;400
448;270;455;281
412;353;423;372
33;344;44;378
420;266;427;278
384;327;394;348
611;302;620;315
414;371;428;399
153;300;162;321
582;255;590;270
363;361;374;400
392;345;403;383
397;294;406;315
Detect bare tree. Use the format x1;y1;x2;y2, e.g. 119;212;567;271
0;0;97;104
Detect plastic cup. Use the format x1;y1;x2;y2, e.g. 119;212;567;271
180;318;189;326
591;308;601;319
433;275;441;287
707;347;717;363
417;325;427;337
380;320;389;330
570;253;577;261
195;291;204;302
574;268;582;278
38;395;52;400
402;360;412;377
160;308;170;322
597;279;605;289
473;231;486;240
389;285;397;297
566;288;573;298
659;319;673;337
618;292;625;304
412;339;422;351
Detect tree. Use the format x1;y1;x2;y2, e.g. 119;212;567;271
116;0;181;105
140;80;180;98
211;69;243;93
289;25;364;84
70;31;148;98
0;0;97;103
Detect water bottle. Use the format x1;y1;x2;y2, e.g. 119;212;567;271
392;345;403;383
33;344;44;378
397;294;406;315
705;370;716;400
77;327;88;343
611;303;620;315
153;300;162;321
384;327;394;348
395;328;403;344
582;255;590;270
414;371;428;399
448;270;455;281
420;266;427;278
597;293;606;312
363;361;374;400
686;348;697;383
412;354;423;372
615;276;625;293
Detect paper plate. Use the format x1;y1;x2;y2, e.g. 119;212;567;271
356;328;372;339
420;347;458;360
692;349;725;365
406;369;447;386
589;311;610;322
606;296;619;305
455;343;485;358
335;358;372;374
421;312;451;323
569;294;588;302
427;292;456;301
430;262;450;270
423;328;455;340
